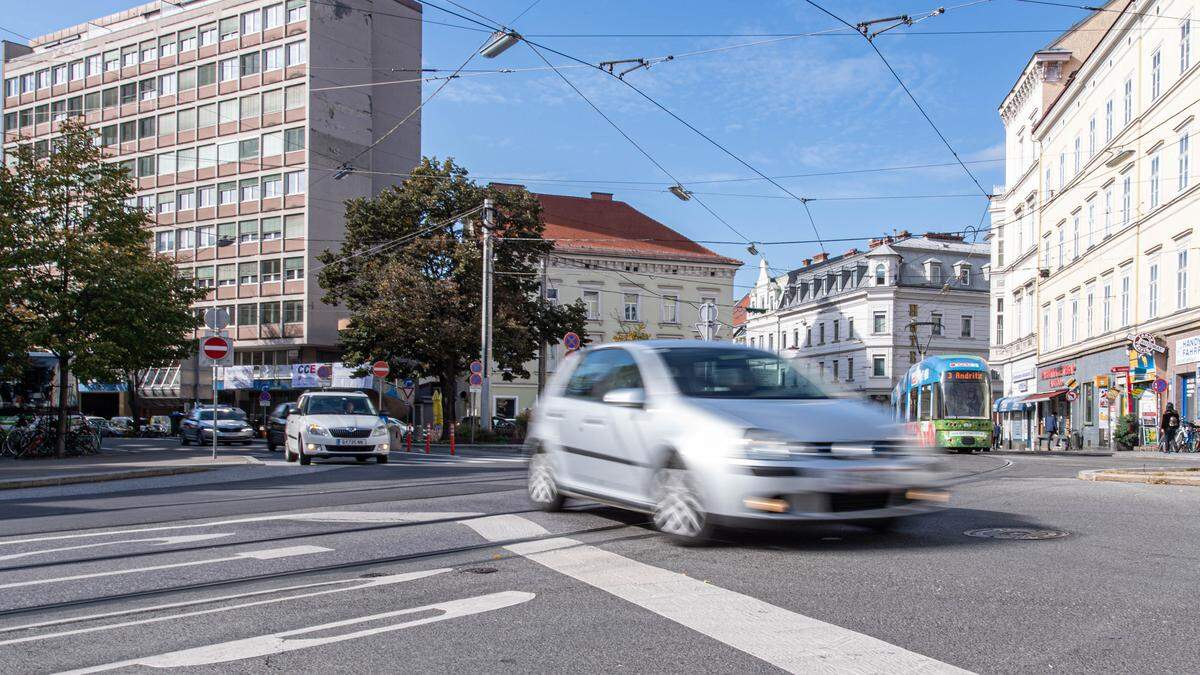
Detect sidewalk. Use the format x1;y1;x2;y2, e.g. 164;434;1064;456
0;444;262;490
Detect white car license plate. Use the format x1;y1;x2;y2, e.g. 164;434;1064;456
337;438;370;446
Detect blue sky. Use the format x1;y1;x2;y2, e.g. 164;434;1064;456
4;0;1096;293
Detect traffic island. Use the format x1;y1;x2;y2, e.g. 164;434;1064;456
1078;467;1200;486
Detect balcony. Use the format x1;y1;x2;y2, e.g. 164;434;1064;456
991;333;1036;362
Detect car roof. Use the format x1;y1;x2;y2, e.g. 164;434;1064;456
302;390;369;397
591;340;758;352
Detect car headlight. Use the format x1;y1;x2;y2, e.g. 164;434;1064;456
371;423;388;437
307;423;331;437
735;429;795;460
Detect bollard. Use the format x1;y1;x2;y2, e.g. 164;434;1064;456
449;422;456;455
424;424;431;454
405;429;412;452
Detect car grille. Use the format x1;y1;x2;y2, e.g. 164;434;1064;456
329;428;372;438
827;491;892;513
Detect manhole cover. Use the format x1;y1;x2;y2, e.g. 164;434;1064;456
457;566;499;575
965;527;1069;540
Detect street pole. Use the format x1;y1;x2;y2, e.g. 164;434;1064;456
537;255;548;396
211;365;218;460
480;199;495;432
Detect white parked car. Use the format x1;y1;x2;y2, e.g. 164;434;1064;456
284;391;390;465
526;341;947;544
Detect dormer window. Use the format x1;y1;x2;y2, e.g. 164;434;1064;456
874;263;886;285
953;261;972;285
924;260;943;284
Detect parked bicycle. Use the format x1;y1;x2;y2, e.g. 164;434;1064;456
1;415;101;459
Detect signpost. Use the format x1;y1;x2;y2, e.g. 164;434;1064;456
371;361;389;413
695;302;719;341
468;369;483;444
199;329;233;460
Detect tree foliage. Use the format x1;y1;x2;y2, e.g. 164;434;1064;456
612;323;652;342
318;158;587;430
0;120;204;453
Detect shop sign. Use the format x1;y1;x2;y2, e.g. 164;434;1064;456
1040;364;1075;388
291;363;373;389
1176;335;1200;366
1013;367;1036;382
1130;332;1166;355
1094;375;1110;388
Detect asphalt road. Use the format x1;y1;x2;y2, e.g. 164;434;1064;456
1;441;1199;674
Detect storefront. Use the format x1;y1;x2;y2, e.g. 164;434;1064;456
994;361;1037;449
1168;333;1200;422
1036;345;1130;448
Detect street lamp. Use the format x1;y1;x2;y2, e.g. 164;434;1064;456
480;30;521;58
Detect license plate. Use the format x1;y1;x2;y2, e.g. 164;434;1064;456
337;439;370;446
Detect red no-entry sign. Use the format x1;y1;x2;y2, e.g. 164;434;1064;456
372;361;390;378
200;334;233;366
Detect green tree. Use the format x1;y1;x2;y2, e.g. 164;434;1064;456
318;158;587;436
612;323;652;342
0;120;204;455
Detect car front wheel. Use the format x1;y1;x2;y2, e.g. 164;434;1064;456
527;451;564;512
652;462;714;545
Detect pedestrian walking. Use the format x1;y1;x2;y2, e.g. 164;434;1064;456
1043;412;1058;450
1161;403;1181;453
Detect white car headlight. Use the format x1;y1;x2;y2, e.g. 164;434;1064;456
371;423;388;437
307;423;331;437
735;429;794;460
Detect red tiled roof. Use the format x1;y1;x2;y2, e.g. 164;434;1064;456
533;192;743;265
732;294;751;327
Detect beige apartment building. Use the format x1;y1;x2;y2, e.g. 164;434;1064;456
991;0;1200;448
2;0;422;415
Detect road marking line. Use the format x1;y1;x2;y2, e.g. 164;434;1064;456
0;534;233;562
0;512;479;547
464;515;968;674
63;591;535;673
0;569;449;647
0;545;331;590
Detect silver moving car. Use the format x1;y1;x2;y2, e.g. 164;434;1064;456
526;341;948;544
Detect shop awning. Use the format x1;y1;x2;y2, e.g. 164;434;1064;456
1020;389;1070;404
993;396;1034;413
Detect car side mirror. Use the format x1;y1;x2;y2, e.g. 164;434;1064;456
602;388;646;409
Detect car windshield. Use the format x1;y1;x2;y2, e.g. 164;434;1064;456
941;376;988;418
196;409;247;421
305;396;375;415
659;348;827;400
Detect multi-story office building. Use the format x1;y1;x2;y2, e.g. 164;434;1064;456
2;0;422;415
488;189;742;417
744;233;992;403
991;1;1200;448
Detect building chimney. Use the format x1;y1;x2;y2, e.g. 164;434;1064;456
590;192;613;201
845;248;859;256
802;258;812;267
813;252;829;263
897;229;912;239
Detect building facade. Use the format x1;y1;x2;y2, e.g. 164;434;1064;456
991;0;1200;448
488;190;742;417
2;0;422;414
744;233;992;403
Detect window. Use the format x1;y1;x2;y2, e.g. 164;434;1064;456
287;0;308;23
263;174;282;198
179;29;197;52
1105;98;1114;141
139;78;157;101
197;63;217;88
1054;301;1063;348
176;188;195;211
874;263;886;285
1124;77;1133;126
285;84;305;110
583;290;600;319
961;315;973;338
155;230;175;253
872;356;886;377
199;23;218;47
263;89;284;114
1058;151;1066;186
158;112;176;135
198;185;216;208
196;266;216;289
1151;151;1161;208
931;312;943;336
1181;131;1191;191
159;34;177;58
832;319;840;342
219;17;239;42
240;52;260;78
1070;297;1079;343
261;216;282;240
179;107;196;131
263;47;284;73
1150;259;1160;318
52;66;66;86
284;213;304;238
122;47;138;68
242;10;262;34
846;357;854;382
138;155;156;177
873;311;887;334
1122;174;1132;225
1073;136;1081;174
242;95;264;122
198;224;215;247
157;192;175;214
141;43;156;64
623;293;639;321
260;301;281;325
139;195;155;212
1183;19;1192;73
262;131;283;156
218;141;238;165
240;179;260;203
177;227;195;250
218;182;237;205
1103;279;1112;332
284;127;305;152
1120;269;1131;325
1176;248;1190;310
1088;116;1096;158
818;323;825;344
220;58;239;82
847;317;854;339
1057;226;1064;268
284;256;305;280
1104;187;1113;238
662;295;678;323
1086;200;1095;250
1152;49;1162;101
1072;213;1080;260
3;77;16;97
238;262;258;285
283;300;304;323
832;360;840;382
239;138;260;160
219;98;239;125
996;298;1005;344
238;220;259;243
286;40;307;66
218;264;237;287
284;170;306;194
198;102;217;127
265;4;285;29
157;151;176;175
237;303;258;326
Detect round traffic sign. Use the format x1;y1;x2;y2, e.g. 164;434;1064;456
259;391;271;403
563;332;581;351
201;335;230;360
316;364;333;379
203;307;230;330
469;373;483;387
371;360;390;378
469;360;483;374
403;378;414;388
1153;377;1168;393
1065;390;1078;402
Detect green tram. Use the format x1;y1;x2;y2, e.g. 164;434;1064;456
892;355;993;452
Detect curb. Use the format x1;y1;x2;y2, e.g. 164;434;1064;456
0;466;211;490
1078;468;1200;486
989;450;1114;458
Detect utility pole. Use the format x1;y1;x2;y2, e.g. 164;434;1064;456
536;255;548;395
479;199;495;432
